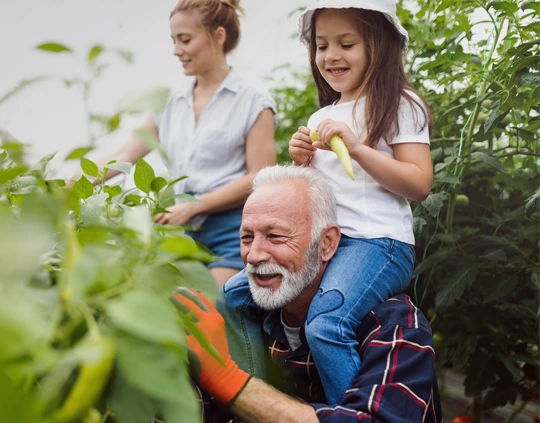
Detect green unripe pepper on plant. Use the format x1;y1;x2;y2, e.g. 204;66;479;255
81;407;102;423
54;333;115;423
309;129;355;180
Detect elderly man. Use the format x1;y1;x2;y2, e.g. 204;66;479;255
177;165;442;422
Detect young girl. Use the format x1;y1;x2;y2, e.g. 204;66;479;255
220;0;433;405
70;0;276;286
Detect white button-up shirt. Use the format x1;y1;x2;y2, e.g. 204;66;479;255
153;69;276;224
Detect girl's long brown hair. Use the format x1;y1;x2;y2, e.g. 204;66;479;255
309;9;432;148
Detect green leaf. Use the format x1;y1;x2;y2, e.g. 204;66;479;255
175;261;220;297
36;42;72;53
134;157;155;194
0;165;26;184
516;72;540;86
88;44;104;62
107;290;186;346
77;227;110;245
80;157;99;178
435;263;477;309
151;176;167;193
483;275;518;304
421;192;448;217
104;161;132;174
525;188;539;218
521;0;540;12
71;175;94;199
480;249;507;262
0;372;44;423
65;147;93;160
107;368;156;423
117;86;170;114
157;395;201;423
487;0;519;15
484;100;501;132
413;246;457;278
111;329;190;402
434;173;461;184
470;152;507;173
104;185;122;199
109;113;121;131
412;217;426;235
160;235;199;257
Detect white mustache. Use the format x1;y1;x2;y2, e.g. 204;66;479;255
246;262;287;276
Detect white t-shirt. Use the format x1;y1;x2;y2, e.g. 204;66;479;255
307;95;430;245
153;69;276;225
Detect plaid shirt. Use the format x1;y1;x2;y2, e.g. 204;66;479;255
264;294;444;423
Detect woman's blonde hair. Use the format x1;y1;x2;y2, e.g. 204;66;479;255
171;0;244;54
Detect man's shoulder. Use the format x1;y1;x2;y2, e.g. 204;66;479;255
360;295;432;337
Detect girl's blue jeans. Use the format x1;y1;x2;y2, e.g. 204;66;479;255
217;235;415;405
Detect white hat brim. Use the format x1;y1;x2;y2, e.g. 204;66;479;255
298;0;409;51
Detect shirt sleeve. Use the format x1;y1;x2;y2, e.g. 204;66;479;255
389;95;430;145
312;325;441;423
244;90;277;138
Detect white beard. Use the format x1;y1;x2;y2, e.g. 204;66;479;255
246;240;322;310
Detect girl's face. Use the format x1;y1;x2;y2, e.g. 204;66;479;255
170;11;222;76
314;9;368;103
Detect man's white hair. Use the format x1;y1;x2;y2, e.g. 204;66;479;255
251;165;337;240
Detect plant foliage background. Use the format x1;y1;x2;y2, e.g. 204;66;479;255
0;0;538;422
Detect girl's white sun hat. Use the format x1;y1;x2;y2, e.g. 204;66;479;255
298;0;409;50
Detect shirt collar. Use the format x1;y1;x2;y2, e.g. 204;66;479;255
174;68;241;100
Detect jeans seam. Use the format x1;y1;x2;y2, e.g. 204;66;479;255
240;296;255;374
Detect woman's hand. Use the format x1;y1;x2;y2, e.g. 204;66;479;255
316;119;361;157
154;203;198;226
289;126;317;166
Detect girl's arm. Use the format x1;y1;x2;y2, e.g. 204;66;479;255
316;119;433;202
352;142;433;202
155;108;276;225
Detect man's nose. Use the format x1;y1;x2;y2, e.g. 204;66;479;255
245;237;271;265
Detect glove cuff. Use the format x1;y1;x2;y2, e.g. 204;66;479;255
211;362;251;406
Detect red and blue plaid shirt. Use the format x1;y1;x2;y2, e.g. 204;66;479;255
263;294;444;423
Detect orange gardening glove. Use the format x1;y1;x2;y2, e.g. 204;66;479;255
174;290;251;406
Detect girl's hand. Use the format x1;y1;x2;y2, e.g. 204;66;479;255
289;126;317;165
154;203;197;226
316;119;361;157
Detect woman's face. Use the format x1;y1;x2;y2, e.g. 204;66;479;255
170;11;220;76
314;9;368;102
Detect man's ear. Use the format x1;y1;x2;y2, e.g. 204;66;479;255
319;224;340;262
213;26;226;48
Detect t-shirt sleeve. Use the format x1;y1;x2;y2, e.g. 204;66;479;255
244;90;277;138
389;95;431;145
151;111;162;130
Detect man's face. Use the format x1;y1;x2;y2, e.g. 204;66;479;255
240;181;323;310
